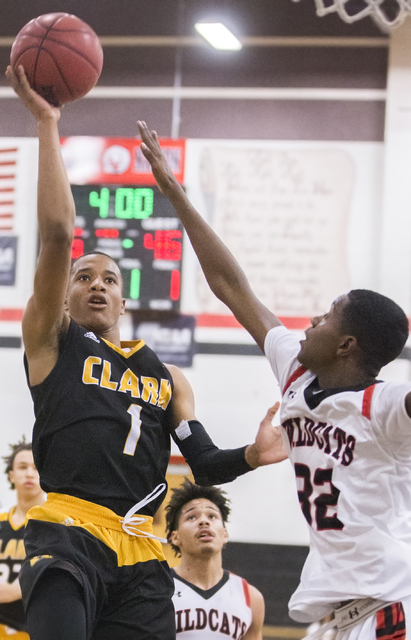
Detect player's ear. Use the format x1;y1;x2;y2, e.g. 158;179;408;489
337;334;357;357
120;298;126;316
8;471;14;488
223;526;229;544
170;530;180;547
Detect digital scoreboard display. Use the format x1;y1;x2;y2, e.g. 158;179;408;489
70;184;183;311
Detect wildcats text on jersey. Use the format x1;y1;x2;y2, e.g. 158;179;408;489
82;356;172;409
172;571;252;639
282;417;356;467
175;607;248;639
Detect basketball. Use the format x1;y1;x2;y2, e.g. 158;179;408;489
10;13;103;107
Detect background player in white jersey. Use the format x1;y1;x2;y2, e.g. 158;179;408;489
0;439;45;639
138;120;411;640
165;479;265;640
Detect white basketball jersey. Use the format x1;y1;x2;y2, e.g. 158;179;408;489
265;326;411;624
172;570;252;639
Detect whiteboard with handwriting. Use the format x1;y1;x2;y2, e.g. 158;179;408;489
183;140;384;319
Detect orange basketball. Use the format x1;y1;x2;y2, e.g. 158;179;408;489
10;12;103;107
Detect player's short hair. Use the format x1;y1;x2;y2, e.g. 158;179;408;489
340;289;409;375
3;437;32;490
165;479;231;556
70;251;124;292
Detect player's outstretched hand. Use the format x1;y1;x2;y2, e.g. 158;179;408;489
245;402;288;468
5;65;60;123
137;120;180;196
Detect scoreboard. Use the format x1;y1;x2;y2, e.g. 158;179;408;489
71;184;183;311
62;135;186;313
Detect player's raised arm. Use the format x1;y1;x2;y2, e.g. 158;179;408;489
6;66;75;384
137;121;281;351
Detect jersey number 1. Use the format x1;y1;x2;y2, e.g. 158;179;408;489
123;405;143;455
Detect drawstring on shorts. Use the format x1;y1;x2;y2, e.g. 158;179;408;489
120;483;167;543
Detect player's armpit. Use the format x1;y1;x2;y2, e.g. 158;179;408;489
23;300;70;386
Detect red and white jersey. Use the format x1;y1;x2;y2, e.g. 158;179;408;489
172;569;252;639
265;326;411;624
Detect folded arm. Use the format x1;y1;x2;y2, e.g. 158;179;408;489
168;365;287;485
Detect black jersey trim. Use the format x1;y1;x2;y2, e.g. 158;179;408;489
7;506;25;532
172;568;230;600
304;377;382;410
0;508;25;531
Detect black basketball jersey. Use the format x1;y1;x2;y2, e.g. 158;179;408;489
0;509;27;631
25;319;174;516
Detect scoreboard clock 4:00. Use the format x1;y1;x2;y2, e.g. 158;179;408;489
70;184;183;311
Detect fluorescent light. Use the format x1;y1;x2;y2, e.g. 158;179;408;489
195;22;242;50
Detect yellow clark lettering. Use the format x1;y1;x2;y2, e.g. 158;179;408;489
100;360;118;391
82;356;101;384
118;369;140;398
158;379;172;410
82;357;171;409
16;539;25;560
141;377;158;405
1;539;16;560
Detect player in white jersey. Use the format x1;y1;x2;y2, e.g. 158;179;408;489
165;480;265;639
138;121;411;640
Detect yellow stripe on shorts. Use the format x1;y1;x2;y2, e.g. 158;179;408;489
0;624;29;639
27;493;166;567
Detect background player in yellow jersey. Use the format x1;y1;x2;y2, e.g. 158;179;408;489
5;65;285;640
166;480;265;640
0;439;44;639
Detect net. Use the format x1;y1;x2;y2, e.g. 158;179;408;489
292;0;411;29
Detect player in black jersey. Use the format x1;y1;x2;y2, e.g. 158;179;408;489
0;439;44;639
5;66;285;640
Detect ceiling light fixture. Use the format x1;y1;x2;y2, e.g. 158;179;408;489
194;22;242;50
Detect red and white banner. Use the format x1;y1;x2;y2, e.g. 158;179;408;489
0;146;17;232
61;136;185;185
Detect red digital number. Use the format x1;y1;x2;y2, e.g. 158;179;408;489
143;230;182;261
170;269;181;301
71;238;84;260
95;229;120;238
